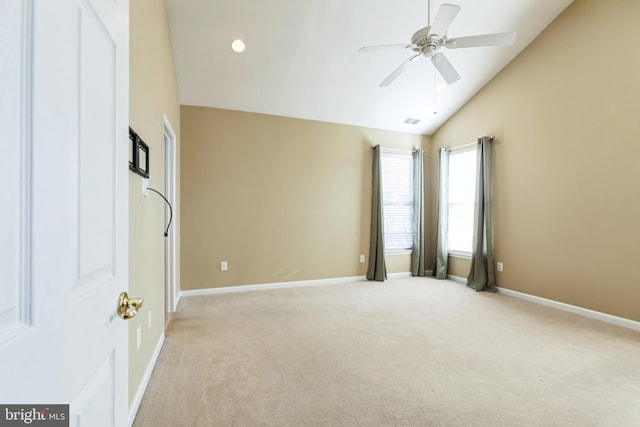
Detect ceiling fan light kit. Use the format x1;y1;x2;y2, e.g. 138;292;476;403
359;2;517;87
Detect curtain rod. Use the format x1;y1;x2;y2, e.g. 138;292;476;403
444;136;494;152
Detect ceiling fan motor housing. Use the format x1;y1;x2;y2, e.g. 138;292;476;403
411;26;445;57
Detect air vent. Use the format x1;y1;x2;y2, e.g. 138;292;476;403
403;118;421;125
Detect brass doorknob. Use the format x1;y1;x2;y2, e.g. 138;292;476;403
117;292;143;320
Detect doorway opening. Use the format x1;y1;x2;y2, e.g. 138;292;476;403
162;114;177;327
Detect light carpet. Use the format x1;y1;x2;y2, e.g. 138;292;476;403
133;277;640;426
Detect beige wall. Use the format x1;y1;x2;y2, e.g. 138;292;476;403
446;256;470;280
129;0;181;405
181;106;429;290
429;0;640;321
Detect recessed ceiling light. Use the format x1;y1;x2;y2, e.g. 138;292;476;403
231;39;245;53
435;83;447;93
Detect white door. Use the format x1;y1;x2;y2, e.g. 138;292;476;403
0;0;130;425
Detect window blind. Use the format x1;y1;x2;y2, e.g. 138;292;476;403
381;153;414;251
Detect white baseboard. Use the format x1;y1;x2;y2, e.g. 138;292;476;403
498;287;640;332
173;291;180;312
174;292;182;311
180;275;367;297
388;272;412;279
447;274;640;332
448;274;466;284
128;332;165;427
179;272;428;298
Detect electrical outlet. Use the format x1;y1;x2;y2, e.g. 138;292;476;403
359;255;365;263
136;325;142;350
497;262;504;272
220;261;228;272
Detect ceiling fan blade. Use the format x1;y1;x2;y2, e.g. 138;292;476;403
445;32;516;49
428;4;461;37
431;53;460;84
359;44;412;53
379;54;421;87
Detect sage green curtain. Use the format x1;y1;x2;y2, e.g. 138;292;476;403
412;149;425;276
467;137;497;292
367;145;386;281
434;148;449;279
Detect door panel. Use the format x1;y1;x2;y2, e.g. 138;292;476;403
0;0;129;425
70;354;116;427
78;0;116;284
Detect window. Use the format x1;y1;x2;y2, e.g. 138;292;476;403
381;153;414;251
448;148;477;254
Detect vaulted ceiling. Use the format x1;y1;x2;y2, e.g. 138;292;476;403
165;0;573;135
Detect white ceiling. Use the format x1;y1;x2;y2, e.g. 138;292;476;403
165;0;573;136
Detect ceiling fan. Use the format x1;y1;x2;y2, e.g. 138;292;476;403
359;1;517;87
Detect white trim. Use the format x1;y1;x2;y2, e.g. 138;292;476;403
128;333;165;427
173;291;181;312
162;114;178;315
180;276;368;297
161;112;176;140
497;287;640;333
180;273;426;298
448;274;466;284
446;274;640;332
388;272;411;279
448;251;471;260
